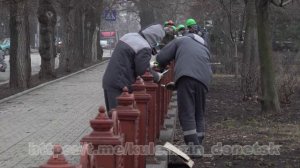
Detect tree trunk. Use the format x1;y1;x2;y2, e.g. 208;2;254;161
92;26;99;62
73;6;84;68
241;0;259;99
234;42;238;78
59;0;75;72
59;1;84;72
95;0;104;61
83;6;96;65
97;32;103;60
136;0;155;29
9;0;31;89
256;0;281;113
37;0;57;79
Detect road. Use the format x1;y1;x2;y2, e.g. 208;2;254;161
0;49;112;84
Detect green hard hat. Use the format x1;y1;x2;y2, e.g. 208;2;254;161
186;18;197;27
164;21;169;27
177;24;185;31
171;26;177;31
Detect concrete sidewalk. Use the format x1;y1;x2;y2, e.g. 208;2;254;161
0;62;109;168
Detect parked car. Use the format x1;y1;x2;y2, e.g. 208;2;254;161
0;38;10;55
100;40;109;49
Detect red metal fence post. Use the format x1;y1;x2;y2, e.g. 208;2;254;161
132;77;151;168
116;87;140;168
142;71;158;144
80;106;123;168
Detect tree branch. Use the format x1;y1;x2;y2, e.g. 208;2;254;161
270;0;293;7
282;0;293;6
218;0;235;43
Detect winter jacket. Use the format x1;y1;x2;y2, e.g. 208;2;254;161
102;24;165;91
156;33;212;90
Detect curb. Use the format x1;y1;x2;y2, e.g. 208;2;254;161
0;60;109;104
146;92;178;168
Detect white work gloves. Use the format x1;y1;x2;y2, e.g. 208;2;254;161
156;69;169;82
165;82;176;90
150;61;159;68
156;72;163;82
161;82;176;90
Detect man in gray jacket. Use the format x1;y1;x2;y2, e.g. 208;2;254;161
102;24;165;113
156;26;212;148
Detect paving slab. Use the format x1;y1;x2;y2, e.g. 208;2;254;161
0;62;109;168
0;60;180;168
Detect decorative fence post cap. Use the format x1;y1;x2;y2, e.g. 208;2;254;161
117;87;135;106
80;106;122;146
132;76;146;92
96;106;109;119
90;106;113;132
40;144;74;168
142;70;154;82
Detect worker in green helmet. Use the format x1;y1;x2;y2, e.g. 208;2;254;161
160;20;176;48
155;18;213;158
176;24;186;37
163;21;169;27
177;24;185;31
164;20;175;27
185;18;199;34
185;18;210;48
171;25;177;31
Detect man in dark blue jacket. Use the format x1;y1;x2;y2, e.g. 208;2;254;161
102;24;165;113
156;19;212;149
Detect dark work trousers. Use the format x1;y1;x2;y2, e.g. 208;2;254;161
177;76;206;145
104;88;122;115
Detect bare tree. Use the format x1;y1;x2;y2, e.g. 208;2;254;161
56;0;103;72
255;0;293;113
134;0;155;28
187;0;246;74
218;0;246;77
72;3;85;69
241;0;259;100
150;0;189;24
37;0;57;79
9;0;32;89
0;1;9;39
83;0;104;65
56;0;75;72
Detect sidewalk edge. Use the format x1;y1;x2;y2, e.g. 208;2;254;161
0;60;109;104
